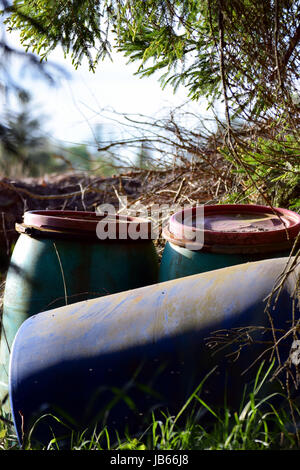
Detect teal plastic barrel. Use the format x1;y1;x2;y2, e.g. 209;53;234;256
160;204;300;281
0;210;158;410
9;257;300;446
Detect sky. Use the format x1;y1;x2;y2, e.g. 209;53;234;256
3;29;216;154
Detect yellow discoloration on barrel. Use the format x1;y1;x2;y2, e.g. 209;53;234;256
22;257;296;362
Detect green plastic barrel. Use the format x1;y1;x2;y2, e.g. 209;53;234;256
0;210;159;410
159;204;300;281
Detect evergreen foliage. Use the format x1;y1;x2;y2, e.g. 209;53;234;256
3;1;300;121
1;1;299;203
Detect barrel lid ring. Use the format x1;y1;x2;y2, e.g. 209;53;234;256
163;204;300;252
18;210;153;241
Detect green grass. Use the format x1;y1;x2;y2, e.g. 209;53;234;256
1;360;300;451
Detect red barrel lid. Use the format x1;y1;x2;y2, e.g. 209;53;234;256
21;210;153;240
163;204;300;251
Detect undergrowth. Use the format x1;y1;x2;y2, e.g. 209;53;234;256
1;360;300;451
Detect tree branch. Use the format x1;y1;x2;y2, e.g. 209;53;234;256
280;23;300;74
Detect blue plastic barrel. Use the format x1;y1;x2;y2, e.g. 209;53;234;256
9;256;300;446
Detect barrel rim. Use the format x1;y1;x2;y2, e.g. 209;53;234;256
21;210;154;240
167;204;300;247
162;225;299;253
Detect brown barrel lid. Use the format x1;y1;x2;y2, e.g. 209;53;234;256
163;204;300;252
19;210;153;240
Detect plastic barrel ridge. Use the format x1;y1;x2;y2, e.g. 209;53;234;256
159;204;300;281
0;210;159;412
9;256;300;447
